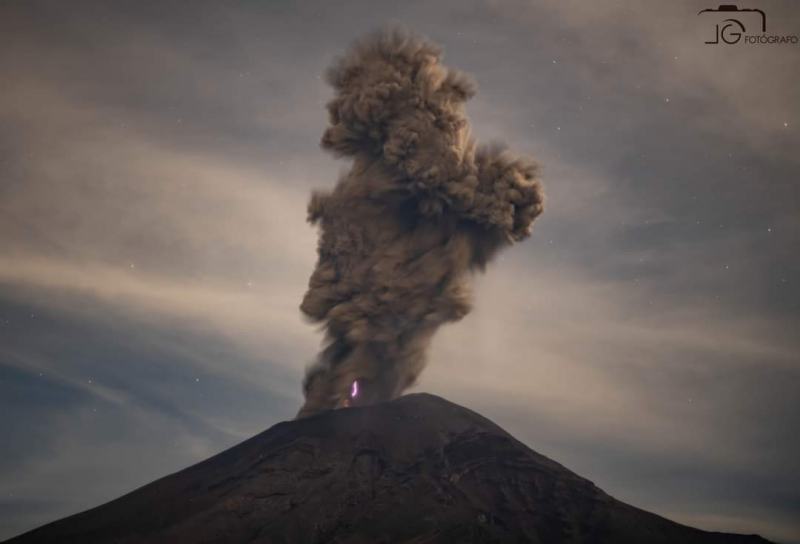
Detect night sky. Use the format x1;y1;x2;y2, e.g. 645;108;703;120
1;1;799;542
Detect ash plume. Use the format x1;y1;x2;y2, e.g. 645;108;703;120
297;28;544;418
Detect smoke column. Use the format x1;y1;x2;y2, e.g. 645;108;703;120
297;28;544;418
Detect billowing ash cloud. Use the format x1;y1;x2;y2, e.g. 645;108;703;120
297;28;544;418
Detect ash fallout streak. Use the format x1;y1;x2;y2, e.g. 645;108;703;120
297;29;545;418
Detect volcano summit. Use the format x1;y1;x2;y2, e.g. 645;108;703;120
7;394;771;544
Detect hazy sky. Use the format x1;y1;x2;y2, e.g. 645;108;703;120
1;1;798;542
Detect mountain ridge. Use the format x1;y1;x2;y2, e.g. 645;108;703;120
6;393;772;544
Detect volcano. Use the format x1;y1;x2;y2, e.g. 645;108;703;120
6;394;771;543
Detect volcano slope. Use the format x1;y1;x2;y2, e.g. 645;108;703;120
7;394;771;544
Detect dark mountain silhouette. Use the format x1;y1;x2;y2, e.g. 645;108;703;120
6;394;772;544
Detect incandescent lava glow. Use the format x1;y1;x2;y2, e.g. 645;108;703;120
350;380;359;399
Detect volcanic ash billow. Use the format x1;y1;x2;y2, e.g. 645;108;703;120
296;28;545;418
